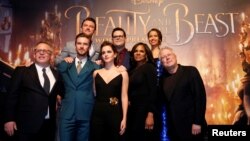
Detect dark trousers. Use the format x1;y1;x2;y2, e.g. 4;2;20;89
18;119;55;141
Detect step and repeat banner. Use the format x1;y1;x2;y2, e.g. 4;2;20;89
1;0;250;125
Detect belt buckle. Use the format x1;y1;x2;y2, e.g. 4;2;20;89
109;97;118;106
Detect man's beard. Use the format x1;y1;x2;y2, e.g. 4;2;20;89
77;50;89;57
115;44;125;52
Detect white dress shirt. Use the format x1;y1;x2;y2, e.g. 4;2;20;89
35;64;56;119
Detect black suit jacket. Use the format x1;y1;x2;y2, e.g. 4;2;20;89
4;64;63;133
160;65;207;140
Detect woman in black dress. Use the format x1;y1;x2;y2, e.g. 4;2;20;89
90;41;129;141
126;42;158;141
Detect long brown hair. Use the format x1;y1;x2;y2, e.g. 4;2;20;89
99;41;118;66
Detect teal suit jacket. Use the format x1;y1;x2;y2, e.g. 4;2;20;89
57;59;99;120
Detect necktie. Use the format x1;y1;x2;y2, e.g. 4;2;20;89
42;68;50;95
77;61;82;74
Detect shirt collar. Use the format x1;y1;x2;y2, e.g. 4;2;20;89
35;64;51;73
75;57;87;65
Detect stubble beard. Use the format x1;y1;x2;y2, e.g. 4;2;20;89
77;50;89;58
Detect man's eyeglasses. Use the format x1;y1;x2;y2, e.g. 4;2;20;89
112;35;124;39
34;49;52;54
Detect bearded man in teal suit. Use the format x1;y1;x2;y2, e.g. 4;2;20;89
57;33;99;141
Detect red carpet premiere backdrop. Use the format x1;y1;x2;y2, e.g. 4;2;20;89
1;0;250;125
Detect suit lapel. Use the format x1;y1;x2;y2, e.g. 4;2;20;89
78;60;91;75
67;59;93;87
29;64;47;95
50;66;58;94
167;65;184;100
68;60;79;86
76;60;92;86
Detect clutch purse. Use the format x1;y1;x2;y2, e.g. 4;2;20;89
109;97;118;106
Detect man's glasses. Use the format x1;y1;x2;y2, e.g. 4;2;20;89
34;49;52;54
112;35;124;39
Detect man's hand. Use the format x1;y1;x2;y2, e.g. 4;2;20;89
192;124;201;135
64;57;74;63
117;65;127;72
94;60;103;65
4;121;17;136
56;95;62;111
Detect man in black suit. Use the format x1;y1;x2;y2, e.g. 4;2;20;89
159;47;207;141
3;41;63;141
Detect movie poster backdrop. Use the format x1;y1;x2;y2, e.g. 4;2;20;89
1;0;250;125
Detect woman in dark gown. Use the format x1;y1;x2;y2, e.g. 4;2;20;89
90;41;129;141
126;42;158;141
147;28;170;141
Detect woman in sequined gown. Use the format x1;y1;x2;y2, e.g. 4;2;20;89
147;28;170;141
90;41;129;141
